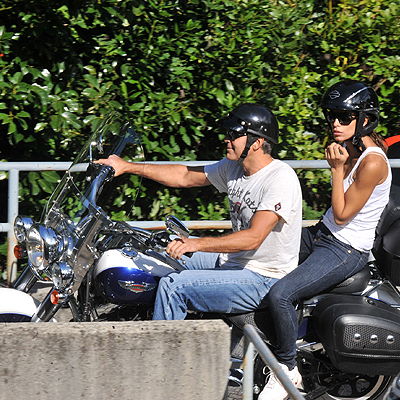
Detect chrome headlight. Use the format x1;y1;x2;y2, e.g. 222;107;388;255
51;262;74;290
13;216;34;244
27;224;62;271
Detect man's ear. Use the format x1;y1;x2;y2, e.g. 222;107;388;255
252;137;264;150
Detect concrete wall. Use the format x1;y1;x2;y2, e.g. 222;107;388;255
0;320;231;400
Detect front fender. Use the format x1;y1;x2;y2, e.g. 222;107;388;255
0;288;38;322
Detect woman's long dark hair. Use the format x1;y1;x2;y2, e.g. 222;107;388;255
370;131;388;154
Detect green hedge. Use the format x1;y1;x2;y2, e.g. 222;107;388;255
1;0;400;239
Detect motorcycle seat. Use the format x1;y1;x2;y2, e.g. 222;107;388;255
226;264;371;344
224;266;372;360
323;263;370;295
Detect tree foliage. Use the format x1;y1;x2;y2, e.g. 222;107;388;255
1;0;400;261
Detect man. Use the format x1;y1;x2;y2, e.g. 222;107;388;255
97;103;302;320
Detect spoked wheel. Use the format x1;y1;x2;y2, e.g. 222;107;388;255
299;356;393;400
251;354;393;400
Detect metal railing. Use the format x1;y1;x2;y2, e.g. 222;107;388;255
242;324;304;400
2;159;400;283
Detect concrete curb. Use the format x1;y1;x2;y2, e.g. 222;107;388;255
0;320;231;400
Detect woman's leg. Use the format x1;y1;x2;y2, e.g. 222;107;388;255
267;231;368;368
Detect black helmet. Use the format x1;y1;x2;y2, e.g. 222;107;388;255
219;103;279;144
321;80;379;150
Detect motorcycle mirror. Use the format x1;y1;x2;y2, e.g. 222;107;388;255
88;135;105;163
165;215;190;238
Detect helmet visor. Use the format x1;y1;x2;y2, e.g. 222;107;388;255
219;114;248;133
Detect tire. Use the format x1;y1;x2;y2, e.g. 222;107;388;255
299;356;393;400
249;353;393;400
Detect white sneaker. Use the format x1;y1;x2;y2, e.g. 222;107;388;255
258;362;302;400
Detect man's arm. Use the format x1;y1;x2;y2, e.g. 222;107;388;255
95;154;211;188
166;210;280;260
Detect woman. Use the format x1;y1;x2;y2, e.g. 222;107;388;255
259;80;392;400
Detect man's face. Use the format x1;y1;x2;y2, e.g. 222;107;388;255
224;132;247;161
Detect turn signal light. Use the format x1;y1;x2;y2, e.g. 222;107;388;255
14;245;23;259
50;290;59;305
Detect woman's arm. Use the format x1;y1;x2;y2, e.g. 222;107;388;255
326;145;388;225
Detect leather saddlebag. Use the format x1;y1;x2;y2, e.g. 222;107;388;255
313;294;400;375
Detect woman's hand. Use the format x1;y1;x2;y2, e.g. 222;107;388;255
325;143;348;170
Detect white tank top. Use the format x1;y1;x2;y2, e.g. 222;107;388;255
323;146;392;252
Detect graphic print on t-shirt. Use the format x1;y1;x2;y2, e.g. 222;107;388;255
228;185;259;232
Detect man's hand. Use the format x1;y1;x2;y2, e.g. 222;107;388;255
94;155;129;177
166;237;199;260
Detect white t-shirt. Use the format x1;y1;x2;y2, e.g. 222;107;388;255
204;158;302;278
323;146;391;252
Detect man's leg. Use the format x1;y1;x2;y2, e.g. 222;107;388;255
153;267;278;320
180;250;220;270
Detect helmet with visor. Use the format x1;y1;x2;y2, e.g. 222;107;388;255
219;103;279;162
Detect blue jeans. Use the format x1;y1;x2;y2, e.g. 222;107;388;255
152;251;279;320
266;222;369;369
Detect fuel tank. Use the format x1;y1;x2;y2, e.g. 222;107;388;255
93;248;176;305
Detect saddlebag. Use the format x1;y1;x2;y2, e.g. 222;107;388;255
372;184;400;285
313;294;400;375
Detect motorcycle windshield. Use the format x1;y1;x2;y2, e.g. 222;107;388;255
43;112;145;227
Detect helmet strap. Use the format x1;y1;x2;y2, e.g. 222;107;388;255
351;132;366;153
352;112;368;153
238;134;258;164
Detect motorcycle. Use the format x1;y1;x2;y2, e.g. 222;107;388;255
226;137;400;400
1;112;192;323
3;112;400;400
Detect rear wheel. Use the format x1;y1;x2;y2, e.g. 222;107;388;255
248;353;392;400
299;356;393;400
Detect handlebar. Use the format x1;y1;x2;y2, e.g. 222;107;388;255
85;163;115;206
